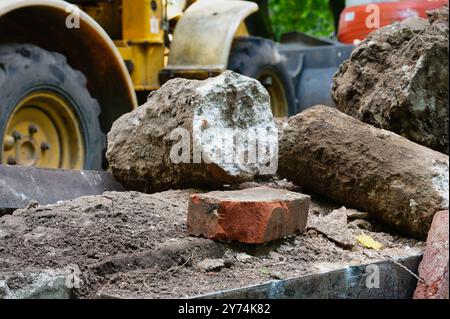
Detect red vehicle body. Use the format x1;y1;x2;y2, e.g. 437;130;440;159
338;0;449;44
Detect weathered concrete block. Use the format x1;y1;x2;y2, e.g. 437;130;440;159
0;268;75;299
414;211;449;299
107;71;278;193
278;105;449;239
187;187;310;244
308;207;356;248
332;6;449;154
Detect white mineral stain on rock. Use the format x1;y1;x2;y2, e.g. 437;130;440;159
431;159;449;208
194;71;279;178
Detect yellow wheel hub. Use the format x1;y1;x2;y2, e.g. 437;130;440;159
258;69;289;117
1;91;84;169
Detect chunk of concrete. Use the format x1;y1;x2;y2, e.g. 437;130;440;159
278;105;449;240
0;268;75;299
308;207;356;248
414;211;449;299
332;6;449;154
107;71;278;193
196;259;226;272
187;187;310;244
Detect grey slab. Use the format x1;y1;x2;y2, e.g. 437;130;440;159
0;165;124;210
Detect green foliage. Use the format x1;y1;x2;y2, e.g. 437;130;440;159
269;0;335;39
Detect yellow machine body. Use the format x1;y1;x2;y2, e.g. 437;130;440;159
76;0;257;89
0;0;255;121
0;0;261;169
0;0;138;128
166;0;256;75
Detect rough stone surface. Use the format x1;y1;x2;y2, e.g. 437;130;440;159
187;187;310;244
0;268;73;299
196;259;226;272
107;71;278;193
332;6;449;154
348;219;373;232
278;105;449;240
235;253;253;263
414;211;449;299
345;209;371;221
308;207;356;248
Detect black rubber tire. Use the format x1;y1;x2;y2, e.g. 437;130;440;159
228;36;297;116
0;44;105;169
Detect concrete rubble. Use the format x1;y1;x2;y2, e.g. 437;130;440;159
2;18;449;298
0;268;74;299
308;207;356;248
195;258;227;272
278;105;449;240
332;6;449;154
107;71;278;193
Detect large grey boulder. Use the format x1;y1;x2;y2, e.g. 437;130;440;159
332;6;449;154
107;71;278;192
278;105;449;240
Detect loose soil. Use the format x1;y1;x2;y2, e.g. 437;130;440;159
0;187;422;299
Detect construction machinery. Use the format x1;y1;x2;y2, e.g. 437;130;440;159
0;0;447;171
1;0;305;171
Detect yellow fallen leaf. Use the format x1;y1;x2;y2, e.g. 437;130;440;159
355;234;383;250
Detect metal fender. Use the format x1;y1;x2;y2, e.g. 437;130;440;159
167;0;258;72
0;0;137;132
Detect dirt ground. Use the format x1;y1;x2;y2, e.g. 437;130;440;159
0;185;422;299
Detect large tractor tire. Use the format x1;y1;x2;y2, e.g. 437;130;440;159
0;44;105;170
228;37;296;117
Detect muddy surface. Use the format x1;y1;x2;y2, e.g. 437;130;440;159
0;188;422;299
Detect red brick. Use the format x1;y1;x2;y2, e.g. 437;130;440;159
414;211;449;299
187;187;310;244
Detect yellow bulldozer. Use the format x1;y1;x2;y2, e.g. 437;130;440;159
0;0;301;171
2;0;358;172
